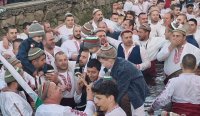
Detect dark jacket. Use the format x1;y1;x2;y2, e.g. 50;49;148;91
110;57;149;109
16;37;44;75
186;35;199;48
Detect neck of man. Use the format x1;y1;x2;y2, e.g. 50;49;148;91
106;102;118;113
44;47;54;55
124;44;133;51
44;98;61;105
151;20;158;24
74;37;81;42
58;68;68;73
7;85;18;92
182;69;194;74
177;42;186;49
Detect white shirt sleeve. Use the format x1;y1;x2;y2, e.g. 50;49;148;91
61;42;71;59
74;91;82;104
138;47;151;71
84;101;96;116
107;37;121;48
151;79;175;110
156;42;171;61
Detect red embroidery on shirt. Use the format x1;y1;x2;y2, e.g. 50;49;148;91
59;72;72;92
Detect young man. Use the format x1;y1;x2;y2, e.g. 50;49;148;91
0;68;33;116
148;7;165;38
188;18;200;46
75;59;101;111
170;4;181;19
17;22;31;40
186;3;195;19
92;79;126;116
57;13;75;43
148;54;200;115
28;47;47;89
17;23;45;76
0;26;17;57
97;44;149;116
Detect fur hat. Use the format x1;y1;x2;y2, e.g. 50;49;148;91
28;47;45;61
97;44;117;59
28;23;45;38
83;36;100;49
4;67;22;83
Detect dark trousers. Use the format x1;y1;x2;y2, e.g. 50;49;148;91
60;98;76;109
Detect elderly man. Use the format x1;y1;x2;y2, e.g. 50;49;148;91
35;81;95;116
157;27;200;84
97;44;149;116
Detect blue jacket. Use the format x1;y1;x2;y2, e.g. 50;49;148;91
16;37;44;75
186;35;199;48
110;57;149;109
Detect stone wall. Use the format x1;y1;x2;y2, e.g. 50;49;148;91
0;0;117;36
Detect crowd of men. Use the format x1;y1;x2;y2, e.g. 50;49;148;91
0;0;200;115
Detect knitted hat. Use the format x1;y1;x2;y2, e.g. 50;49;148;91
7;57;21;66
93;9;101;15
4;67;22;83
44;64;54;74
173;27;187;36
28;23;45;38
28;47;45;61
97;44;117;59
65;12;74;17
83;36;100;49
139;23;151;32
81;22;94;36
172;22;189;36
148;7;160;14
38;81;51;101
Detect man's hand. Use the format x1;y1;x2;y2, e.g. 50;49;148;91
147;107;154;115
45;73;58;84
86;83;94;101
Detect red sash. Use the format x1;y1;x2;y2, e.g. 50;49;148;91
172;102;200;116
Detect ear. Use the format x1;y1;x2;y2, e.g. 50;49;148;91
180;63;183;69
194;65;198;71
108;95;115;102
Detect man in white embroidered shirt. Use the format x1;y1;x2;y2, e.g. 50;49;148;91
157;26;200;84
148;54;200;116
35;81;95;116
55;51;77;108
